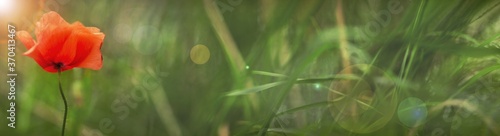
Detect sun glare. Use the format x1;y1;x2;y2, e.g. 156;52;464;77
0;0;14;14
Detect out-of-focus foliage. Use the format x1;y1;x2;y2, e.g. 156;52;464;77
0;0;499;135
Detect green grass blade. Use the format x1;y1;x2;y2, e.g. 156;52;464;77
252;70;288;78
452;64;500;98
275;101;332;116
226;81;286;96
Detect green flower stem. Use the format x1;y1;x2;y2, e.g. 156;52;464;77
58;68;68;136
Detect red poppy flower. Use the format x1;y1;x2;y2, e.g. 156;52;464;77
17;11;105;73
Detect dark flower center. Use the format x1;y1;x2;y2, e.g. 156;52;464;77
54;62;64;70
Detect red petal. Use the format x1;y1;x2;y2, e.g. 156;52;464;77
24;46;54;73
36;26;73;64
19;31;55;73
17;31;36;50
86;27;100;33
73;44;103;70
35;11;70;42
69;23;105;70
86;27;105;40
54;27;80;66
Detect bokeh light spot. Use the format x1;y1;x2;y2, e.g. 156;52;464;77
314;83;321;90
398;97;428;127
0;0;14;14
113;23;132;43
190;44;210;65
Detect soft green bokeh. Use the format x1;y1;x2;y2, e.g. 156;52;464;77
0;0;499;136
397;97;427;127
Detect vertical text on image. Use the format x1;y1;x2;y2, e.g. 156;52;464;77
7;24;17;129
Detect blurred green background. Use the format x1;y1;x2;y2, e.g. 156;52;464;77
1;0;500;135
